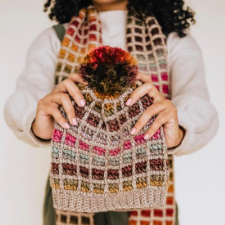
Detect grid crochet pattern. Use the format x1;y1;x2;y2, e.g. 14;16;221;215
52;5;176;225
55;6;101;85
51;46;170;211
55;209;94;225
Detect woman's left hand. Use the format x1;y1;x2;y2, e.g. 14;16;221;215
126;73;184;148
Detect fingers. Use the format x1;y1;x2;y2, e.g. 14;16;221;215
130;100;168;135
49;73;89;128
53;93;77;126
53;73;87;107
136;72;152;83
68;73;89;85
63;79;86;107
38;98;70;129
35;73;88;134
129;98;178;140
40;92;77;129
126;73;169;138
49;105;71;129
143;111;173;140
126;82;164;106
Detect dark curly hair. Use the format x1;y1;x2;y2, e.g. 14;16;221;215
43;0;195;37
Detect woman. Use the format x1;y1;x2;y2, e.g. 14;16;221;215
4;0;218;225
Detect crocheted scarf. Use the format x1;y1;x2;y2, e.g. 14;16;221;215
54;5;176;225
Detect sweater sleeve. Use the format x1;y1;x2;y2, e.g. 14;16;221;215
166;32;219;156
4;27;61;147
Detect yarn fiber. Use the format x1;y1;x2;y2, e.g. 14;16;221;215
51;5;176;224
50;46;170;213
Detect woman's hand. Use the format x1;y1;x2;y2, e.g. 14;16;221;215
126;73;184;148
32;73;88;140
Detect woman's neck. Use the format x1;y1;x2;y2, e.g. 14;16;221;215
92;0;128;12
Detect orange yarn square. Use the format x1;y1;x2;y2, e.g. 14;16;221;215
153;220;162;225
62;37;70;47
80;47;86;54
141;221;150;225
166;196;174;205
67;53;75;62
129;220;137;225
59;49;66;59
71;43;78;52
88;44;97;52
77;56;83;63
168;184;174;193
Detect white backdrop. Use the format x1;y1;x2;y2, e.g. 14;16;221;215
0;0;224;225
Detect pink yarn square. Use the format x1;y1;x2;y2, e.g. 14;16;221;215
134;134;146;145
64;133;76;147
162;84;169;94
123;140;132;150
161;72;168;81
151;129;161;140
151;74;158;82
93;146;106;155
109;148;121;156
52;129;63;143
79;140;90;151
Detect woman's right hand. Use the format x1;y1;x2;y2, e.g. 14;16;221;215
32;73;88;140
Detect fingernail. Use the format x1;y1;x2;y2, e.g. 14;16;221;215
126;98;132;106
144;134;150;140
130;127;136;135
64;123;70;129
72;118;77;126
80;99;85;106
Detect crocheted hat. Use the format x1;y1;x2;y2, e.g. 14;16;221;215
50;46;170;213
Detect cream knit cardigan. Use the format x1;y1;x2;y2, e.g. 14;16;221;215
4;10;218;157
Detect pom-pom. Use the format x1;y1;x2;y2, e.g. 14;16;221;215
79;46;138;99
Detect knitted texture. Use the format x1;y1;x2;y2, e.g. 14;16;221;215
51;5;176;225
55;209;94;225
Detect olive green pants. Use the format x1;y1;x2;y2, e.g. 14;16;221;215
43;177;179;225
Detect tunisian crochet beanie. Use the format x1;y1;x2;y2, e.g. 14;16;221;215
50;46;170;213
